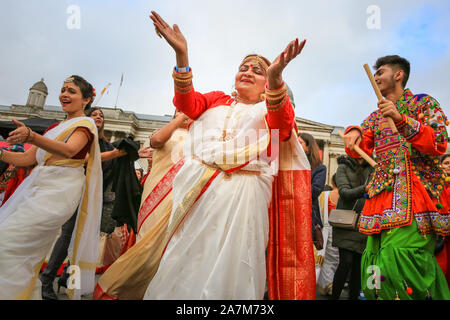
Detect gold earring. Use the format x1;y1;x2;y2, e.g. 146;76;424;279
260;93;266;101
231;91;237;97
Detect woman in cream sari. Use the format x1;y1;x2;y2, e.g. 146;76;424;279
0;75;102;300
143;12;315;300
93;110;189;300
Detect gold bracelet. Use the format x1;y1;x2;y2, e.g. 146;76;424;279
175;84;193;94
172;72;193;80
265;92;287;102
266;94;287;105
266;92;287;101
173;78;193;84
265;84;287;96
265;89;287;99
174;82;193;89
266;95;287;112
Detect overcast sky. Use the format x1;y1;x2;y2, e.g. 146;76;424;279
0;0;449;128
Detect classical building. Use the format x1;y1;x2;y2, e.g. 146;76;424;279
0;79;348;183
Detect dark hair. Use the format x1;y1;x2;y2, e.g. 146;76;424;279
441;154;450;163
85;107;103;118
373;55;410;88
298;132;322;170
85;107;105;138
66;75;95;110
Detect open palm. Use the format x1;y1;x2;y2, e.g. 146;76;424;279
150;11;187;54
267;38;306;85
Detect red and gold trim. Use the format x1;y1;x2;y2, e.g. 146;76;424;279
137;158;185;233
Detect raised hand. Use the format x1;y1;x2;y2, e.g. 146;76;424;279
7;120;31;145
267;38;306;89
150;11;188;56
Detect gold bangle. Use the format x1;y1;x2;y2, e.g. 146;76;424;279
266;91;287;100
172;72;193;80
265;93;287;102
174;81;193;89
265;90;287;99
173;78;192;83
175;84;193;94
266;93;287;104
266;95;287;112
265;84;287;96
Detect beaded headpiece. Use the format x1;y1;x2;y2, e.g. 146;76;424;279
240;55;271;71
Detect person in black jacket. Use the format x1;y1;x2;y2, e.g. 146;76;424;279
331;155;373;300
298;132;326;250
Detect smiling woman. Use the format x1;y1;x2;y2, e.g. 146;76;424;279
141;11;315;300
0;75;102;300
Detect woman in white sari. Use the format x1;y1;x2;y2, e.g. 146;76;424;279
0;75;102;300
143;12;315;300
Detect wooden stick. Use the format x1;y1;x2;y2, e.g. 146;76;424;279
363;64;398;133
338;131;378;168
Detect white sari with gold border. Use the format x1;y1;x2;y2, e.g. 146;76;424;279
0;116;102;300
144;101;310;299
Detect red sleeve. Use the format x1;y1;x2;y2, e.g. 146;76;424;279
265;96;295;142
395;113;447;156
172;69;231;120
344;125;375;159
71;127;94;160
43;122;60;135
173;90;230;120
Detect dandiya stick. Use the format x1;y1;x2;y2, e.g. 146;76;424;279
338;131;378;168
363;64;398;133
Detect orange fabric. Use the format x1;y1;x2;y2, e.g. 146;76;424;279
360;171;449;235
267;170;315;300
93;283;116;300
328;197;336;213
122;229;136;255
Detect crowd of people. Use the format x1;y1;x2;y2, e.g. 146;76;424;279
0;11;448;300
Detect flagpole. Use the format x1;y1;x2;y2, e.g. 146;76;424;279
115;73;124;109
92;82;111;108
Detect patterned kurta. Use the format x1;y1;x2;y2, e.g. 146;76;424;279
345;89;449;236
345;89;450;300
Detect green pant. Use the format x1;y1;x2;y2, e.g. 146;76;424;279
361;219;450;300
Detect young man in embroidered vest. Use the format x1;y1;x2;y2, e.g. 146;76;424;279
343;55;450;300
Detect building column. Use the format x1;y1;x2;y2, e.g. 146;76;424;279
323;140;330;184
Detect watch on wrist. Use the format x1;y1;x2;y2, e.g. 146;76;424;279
175;66;190;73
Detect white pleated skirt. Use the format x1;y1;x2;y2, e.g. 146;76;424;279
144;159;273;299
0;165;84;299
